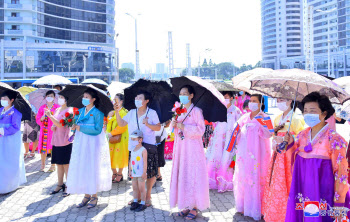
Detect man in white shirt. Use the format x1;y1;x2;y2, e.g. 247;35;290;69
116;90;161;206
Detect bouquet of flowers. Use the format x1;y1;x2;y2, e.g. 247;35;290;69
172;102;187;140
229;150;237;168
60;110;79;127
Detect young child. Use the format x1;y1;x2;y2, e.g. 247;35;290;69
129;130;148;212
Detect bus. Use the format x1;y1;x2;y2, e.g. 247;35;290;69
0;78;79;88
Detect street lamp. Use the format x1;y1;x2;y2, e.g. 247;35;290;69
316;8;337;77
126;13;141;80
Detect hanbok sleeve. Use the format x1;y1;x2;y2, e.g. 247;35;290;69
79;110;104;135
330;131;349;206
3;110;22;136
106;115;115;134
36;106;44;127
111;110;128;135
258;122;273;139
291;117;305;135
183;108;205;139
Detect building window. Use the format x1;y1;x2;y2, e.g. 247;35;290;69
11;25;18;30
11;13;18;17
11;38;18;41
11;0;20;4
35;40;39;43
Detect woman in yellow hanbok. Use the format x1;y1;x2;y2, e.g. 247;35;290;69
106;94;129;183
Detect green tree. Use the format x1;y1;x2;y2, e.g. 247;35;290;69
119;68;135;82
202;59;208;67
217;62;234;80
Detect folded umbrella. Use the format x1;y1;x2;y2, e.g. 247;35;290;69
170;76;227;123
124;79;178;123
26;89;59;111
59;84;113;117
32;74;72;86
0;82;31;121
82;78;109;91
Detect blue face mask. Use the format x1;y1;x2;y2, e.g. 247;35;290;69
239;91;243;96
1;100;9;107
82;98;90;107
304;114;321;128
179;96;190;105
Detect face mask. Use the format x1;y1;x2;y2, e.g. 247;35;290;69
239;91;243;96
304;114;322;128
225;99;231;106
1;100;9;107
58;98;66;106
82;98;90;106
135;100;143;108
46;97;54;103
248;102;259;112
179;96;190;105
130;140;140;147
277;102;289;112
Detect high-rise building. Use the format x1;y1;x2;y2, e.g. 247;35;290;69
156;63;165;74
121;62;135;71
261;0;350;77
0;0;116;82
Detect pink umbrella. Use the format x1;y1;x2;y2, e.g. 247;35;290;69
26;88;59;111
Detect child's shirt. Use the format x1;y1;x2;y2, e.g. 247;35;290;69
130;146;146;177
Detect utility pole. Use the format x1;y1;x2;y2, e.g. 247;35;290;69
168;31;174;77
186;43;192;76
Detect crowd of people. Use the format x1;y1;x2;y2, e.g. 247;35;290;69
0;80;350;222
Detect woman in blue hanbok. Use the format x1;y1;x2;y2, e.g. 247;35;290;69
66;88;112;209
0;90;26;194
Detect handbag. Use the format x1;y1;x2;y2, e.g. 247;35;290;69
156;126;165;144
109;134;122;144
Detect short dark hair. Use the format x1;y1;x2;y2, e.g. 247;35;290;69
58;93;69;102
1;90;17;101
243;99;249;109
301;92;334;119
136;90;152;104
84;88;100;108
222;91;234;98
45;90;56;97
180;85;196;97
251;94;265;111
116;93;124;103
54;85;62;91
290;100;298;111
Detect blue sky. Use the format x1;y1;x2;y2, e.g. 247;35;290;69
115;0;262;72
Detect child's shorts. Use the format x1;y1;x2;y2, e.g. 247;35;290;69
132;177;146;182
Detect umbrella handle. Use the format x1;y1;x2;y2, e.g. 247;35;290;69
181;90;207;123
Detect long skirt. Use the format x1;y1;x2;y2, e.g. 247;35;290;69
0;130;26;193
216;150;235;192
67;131;112;194
286;155;350;222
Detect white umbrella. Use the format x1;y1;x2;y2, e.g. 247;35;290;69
107;81;131;97
32;74;72;86
82;78;108;87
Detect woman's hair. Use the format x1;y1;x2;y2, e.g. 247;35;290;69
245;92;251;97
243;99;249;109
301;92;334;119
222;91;234;98
1;90;17;101
58;93;69;103
54;85;62;91
84;88;100;108
251;94;265;111
289;100;298;111
181;85;196;97
116;93;124;102
136;90;152;105
45;90;56;97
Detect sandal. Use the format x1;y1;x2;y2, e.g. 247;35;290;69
40;164;45;172
176;209;190;217
24;153;30;159
112;174;123;183
29;153;35;158
50;184;65;195
62;184;70;197
145;199;152;207
156;175;163;182
77;196;91;208
185;208;198;220
112;173;117;181
128;199;141;205
87;197;98;209
47;165;56;173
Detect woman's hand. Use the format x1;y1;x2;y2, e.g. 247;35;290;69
108;111;114;118
51;125;56;131
142;172;147;181
284;132;294;145
75;125;80;131
40;115;45;122
114;103;120;112
177;123;184;130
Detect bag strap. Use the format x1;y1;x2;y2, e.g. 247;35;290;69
136;108;149;130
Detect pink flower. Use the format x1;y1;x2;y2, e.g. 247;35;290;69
172;102;181;112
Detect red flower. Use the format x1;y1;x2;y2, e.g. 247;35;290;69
61;123;65;126
181;108;187;113
59;119;64;124
229;161;235;168
68;119;72;123
75;110;80;115
176;108;182;115
65;112;70;117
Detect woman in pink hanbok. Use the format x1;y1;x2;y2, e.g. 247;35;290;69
235;91;250;113
233;94;272;221
170;85;209;220
206;91;241;191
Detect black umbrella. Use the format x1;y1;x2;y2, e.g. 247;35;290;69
59;84;113;117
170;76;227;123
124;79;178;123
0;82;31;121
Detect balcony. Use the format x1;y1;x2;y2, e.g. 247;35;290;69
4;3;34;10
6;17;23;22
5;29;36;35
6;3;22;9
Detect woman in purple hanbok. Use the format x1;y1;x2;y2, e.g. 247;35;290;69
0;90;26;194
233;94;272;221
170;85;210;220
206;91;241;191
284;92;350;222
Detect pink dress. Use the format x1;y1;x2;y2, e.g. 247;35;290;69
51;107;73;147
36;104;60;154
206;105;241;191
235;95;250;113
233;112;272;221
169;105;210;211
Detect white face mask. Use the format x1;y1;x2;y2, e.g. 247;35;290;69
248;102;260;112
277;102;289;112
58;98;66;106
46;97;54;103
135;100;143;108
1;100;9;107
130;140;140;147
224;99;231;106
